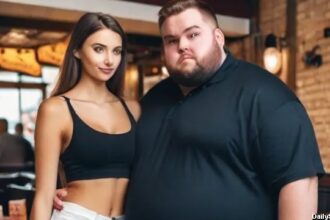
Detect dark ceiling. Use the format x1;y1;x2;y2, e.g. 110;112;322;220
0;0;257;48
126;0;257;18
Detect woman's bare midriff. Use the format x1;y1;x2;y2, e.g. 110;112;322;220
63;178;129;216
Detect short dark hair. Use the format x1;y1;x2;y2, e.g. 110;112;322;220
0;118;8;133
15;122;23;134
52;12;127;97
158;0;219;29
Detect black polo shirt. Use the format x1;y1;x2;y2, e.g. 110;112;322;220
125;54;325;220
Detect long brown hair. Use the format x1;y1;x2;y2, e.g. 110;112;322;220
51;12;127;97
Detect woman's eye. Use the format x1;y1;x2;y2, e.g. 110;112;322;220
94;47;104;53
114;48;122;55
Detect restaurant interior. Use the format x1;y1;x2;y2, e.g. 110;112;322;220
0;0;329;218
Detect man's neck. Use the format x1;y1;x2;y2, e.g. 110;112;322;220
178;51;228;96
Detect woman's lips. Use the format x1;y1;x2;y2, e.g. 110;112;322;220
98;67;114;74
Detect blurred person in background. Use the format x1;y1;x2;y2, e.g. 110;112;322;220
0;118;34;169
15;122;24;137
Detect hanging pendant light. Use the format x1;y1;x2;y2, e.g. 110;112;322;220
263;33;282;74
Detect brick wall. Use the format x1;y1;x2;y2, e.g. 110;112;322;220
227;0;330;171
296;0;330;171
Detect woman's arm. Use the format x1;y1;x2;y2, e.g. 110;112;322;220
30;98;67;220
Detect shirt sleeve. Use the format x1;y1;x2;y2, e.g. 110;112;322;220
256;100;325;194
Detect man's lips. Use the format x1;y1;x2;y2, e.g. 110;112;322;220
178;54;194;64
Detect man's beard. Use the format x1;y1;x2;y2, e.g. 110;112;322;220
165;41;222;87
166;60;213;87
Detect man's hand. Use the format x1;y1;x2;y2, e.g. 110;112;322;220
53;188;68;210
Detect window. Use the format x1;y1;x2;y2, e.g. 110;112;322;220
21;89;43;145
0;89;20;133
0;67;59;146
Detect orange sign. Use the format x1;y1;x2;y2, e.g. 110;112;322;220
0;48;41;76
37;38;68;66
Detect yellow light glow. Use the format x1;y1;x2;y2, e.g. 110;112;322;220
263;47;282;74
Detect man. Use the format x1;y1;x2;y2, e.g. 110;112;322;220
55;1;324;219
0;119;34;169
124;1;324;220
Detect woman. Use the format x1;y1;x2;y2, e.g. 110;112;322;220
30;12;139;220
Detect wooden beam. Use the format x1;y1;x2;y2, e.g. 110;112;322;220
286;0;297;91
0;16;74;32
0;81;47;89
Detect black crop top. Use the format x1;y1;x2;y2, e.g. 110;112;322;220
60;96;136;183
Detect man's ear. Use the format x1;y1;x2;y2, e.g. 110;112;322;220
73;49;80;59
214;28;225;46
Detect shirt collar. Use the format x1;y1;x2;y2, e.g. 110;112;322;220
205;52;237;86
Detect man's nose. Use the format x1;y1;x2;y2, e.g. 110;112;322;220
178;38;189;53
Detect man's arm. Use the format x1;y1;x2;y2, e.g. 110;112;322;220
278;176;318;220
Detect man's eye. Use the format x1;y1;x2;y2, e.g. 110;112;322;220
190;32;200;38
167;39;178;45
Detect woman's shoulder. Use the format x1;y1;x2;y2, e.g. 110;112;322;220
37;96;68;117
